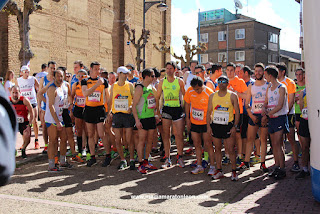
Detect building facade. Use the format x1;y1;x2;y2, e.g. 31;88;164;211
198;9;280;69
0;0;171;76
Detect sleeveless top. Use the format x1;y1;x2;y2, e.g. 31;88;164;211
111;81;132;114
162;77;180;107
10;96;28;123
41;75;51;110
44;83;65;123
211;91;234;125
251;82;268;114
267;83;289;118
81;77;108;107
75;82;85;108
17;76;37;105
61;81;69;109
136;84;156;119
301;89;308;120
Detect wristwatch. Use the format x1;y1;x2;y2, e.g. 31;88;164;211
234;124;239;129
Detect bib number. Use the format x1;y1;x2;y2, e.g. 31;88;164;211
114;99;129;111
192;108;204;121
302;108;308;119
58;104;63;117
147;97;156;109
252;102;264;113
213;111;229;125
17;116;24;123
88;91;101;102
76;97;85;107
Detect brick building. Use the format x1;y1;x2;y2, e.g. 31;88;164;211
198;9;280;69
0;0;171;76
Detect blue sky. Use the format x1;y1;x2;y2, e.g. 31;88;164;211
171;0;300;60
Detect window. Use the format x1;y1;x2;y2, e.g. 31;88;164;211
200;33;208;43
200;54;208;63
218;31;227;41
269;33;278;43
235;51;245;61
218;52;227;62
268;54;279;63
235;29;245;40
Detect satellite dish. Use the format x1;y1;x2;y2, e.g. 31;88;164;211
234;0;243;9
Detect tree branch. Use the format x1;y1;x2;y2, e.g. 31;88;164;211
3;0;22;16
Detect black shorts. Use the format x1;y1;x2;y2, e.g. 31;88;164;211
191;123;207;133
210;122;234;139
18;121;29;135
62;109;73;128
140;117;156;130
241;114;249;138
288;114;296;128
161;106;184;121
268;115;289;134
31;103;37;108
299;118;310;138
295;114;301;122
73;105;84;119
248;114;268;128
234;114;243;132
112;113;135;128
84;105;106;124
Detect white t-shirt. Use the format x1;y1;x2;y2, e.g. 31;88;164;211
35;71;48;83
4;81;14;97
17;76;37;105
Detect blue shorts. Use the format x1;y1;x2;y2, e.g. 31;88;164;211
248;114;268;127
45;121;65;128
268;115;289;134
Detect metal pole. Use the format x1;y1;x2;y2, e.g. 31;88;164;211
143;0;146;69
198;9;201;64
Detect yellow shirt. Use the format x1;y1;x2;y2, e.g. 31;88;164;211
111;81;132;114
211;91;234;124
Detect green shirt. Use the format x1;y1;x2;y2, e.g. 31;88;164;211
136;84;156;119
295;84;305;114
162;77;181;107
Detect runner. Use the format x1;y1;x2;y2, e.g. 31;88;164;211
81;62;109;167
126;64;139;84
156;61;186;169
194;65;215;92
108;66;135;170
70;60;84;88
10;86;34;158
294;68;305;144
184;76;214;175
276;63;299;172
108;72;117;86
132;68;159;174
296;88;310;179
235;63;244;77
238;63;269;172
4;70;15;97
263;65;289;180
208;64;222;90
35;63;48;83
183;60;198;91
45;70;72;172
207;76;240;181
16;65;40;150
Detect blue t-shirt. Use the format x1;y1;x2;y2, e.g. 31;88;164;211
128;77;139;84
71;74;79;88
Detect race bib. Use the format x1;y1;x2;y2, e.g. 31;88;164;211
267;105;276;118
114;99;129;111
76;97;85;107
21;91;31;97
17;116;24;123
213;111;229;125
58;104;63;117
301;108;308;119
192;108;204;121
88;91;101;102
252;101;264;113
147;96;156;109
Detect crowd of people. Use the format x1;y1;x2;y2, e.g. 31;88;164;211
5;59;310;181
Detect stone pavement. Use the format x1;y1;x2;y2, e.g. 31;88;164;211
5;128;320;214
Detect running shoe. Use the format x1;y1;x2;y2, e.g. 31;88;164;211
42;147;48;154
82;150;87;158
250;156;260;166
212;170;224;180
190;160;198;168
118;160;128;170
161;158;172;169
268;167;279;177
160;152;166;162
102;156;112;167
129;160;135;170
35;140;40;150
98;139;103;147
231;171;239;181
290;163;301;172
66;150;73;157
54;156;59;165
86;158;97;167
237;162;249;171
185;148;194;156
202;160;209;169
207;166;215;176
236;156;242;166
60;162;73;169
144;161;157;170
21;149;27;159
124;149;129;158
267;148;273;155
111;151;119;159
295;170;310;180
260;163;269;173
177;155;185;168
48;167;63;172
222;156;230;165
86;153;91;161
137;164;147;174
274;168;286;180
191;165;204;175
98;150;107;157
72;155;84;163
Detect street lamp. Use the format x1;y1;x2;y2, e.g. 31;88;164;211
143;0;168;69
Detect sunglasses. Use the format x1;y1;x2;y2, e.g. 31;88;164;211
218;80;228;84
76;75;86;78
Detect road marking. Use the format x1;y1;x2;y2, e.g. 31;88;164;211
0;194;146;214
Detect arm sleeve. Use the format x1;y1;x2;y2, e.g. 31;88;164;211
81;78;87;86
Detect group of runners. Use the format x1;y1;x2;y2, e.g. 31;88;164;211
5;59;310;181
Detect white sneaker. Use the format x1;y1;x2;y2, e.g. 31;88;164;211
212;170;224;180
191;165;204;174
82;150;87;158
231;171;239;181
161;159;172;169
207;166;216;176
177;156;185;168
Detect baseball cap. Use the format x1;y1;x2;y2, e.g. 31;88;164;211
20;65;30;72
125;63;135;70
217;75;229;82
117;66;130;74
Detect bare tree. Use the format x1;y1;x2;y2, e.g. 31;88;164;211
123;23;150;71
153;35;207;67
3;0;60;66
